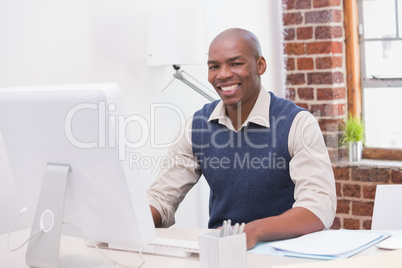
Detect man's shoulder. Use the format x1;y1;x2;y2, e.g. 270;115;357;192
194;100;221;116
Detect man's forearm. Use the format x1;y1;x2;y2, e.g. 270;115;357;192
243;207;324;249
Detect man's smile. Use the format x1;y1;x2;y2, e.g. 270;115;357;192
219;83;241;92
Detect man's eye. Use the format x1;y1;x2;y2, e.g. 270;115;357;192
232;62;242;66
209;65;218;70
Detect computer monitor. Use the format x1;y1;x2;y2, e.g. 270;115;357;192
372;184;402;230
0;83;156;267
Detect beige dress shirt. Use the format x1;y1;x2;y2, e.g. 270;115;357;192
147;89;336;229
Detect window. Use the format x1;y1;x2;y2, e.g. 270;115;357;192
357;0;402;158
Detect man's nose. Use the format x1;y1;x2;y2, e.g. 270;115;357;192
216;65;233;80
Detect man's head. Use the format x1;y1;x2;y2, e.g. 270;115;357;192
207;28;267;110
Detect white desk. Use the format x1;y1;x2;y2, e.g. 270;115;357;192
1;228;401;268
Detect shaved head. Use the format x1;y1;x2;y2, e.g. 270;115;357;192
207;28;267;123
209;28;262;59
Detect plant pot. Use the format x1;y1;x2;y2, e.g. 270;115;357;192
348;141;363;162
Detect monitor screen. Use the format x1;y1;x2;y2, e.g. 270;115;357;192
0;83;156;267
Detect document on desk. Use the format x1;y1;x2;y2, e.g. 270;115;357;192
248;229;390;260
271;250;402;268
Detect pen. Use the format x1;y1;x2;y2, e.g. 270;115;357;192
238;222;245;234
220;220;227;237
225;219;231;237
232;223;239;235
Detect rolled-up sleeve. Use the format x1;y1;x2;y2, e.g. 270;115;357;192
147;119;201;227
288;111;337;229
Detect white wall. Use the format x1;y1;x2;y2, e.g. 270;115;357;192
0;0;285;234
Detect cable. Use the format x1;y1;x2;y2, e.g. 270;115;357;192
7;207;43;252
63;221;146;268
7;207;146;268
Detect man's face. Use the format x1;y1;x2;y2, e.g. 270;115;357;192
207;37;266;108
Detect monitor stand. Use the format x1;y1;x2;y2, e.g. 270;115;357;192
25;164;113;268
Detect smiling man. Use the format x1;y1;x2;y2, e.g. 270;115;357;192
147;28;336;249
207;28;265;130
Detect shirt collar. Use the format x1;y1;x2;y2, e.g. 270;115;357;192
208;88;271;131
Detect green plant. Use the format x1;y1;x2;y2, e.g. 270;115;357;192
340;114;365;145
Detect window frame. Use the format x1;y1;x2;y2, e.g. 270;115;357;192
345;0;402;161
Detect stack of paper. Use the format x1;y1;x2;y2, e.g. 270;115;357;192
272;250;402;268
248;229;390;260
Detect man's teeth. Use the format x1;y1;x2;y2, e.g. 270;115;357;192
221;84;239;91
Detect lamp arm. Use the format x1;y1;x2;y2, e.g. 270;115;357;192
172;65;217;102
173;71;216;102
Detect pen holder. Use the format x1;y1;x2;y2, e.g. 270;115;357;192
199;230;247;268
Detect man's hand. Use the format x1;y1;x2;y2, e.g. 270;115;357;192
243;222;261;249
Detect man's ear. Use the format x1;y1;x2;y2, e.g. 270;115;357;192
257;56;267;75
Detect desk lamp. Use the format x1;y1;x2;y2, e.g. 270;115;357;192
146;8;218;101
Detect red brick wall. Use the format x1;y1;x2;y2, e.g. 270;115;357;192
282;0;402;230
282;0;346;161
332;164;402;229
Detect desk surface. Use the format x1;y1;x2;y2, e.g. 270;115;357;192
1;228;400;268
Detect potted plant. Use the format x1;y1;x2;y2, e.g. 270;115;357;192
340;114;365;162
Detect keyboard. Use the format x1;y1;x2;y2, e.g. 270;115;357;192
107;237;200;258
147;237;199;257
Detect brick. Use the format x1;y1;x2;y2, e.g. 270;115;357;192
331;217;341;229
313;0;341;8
363;220;372;230
306;41;343;54
310;103;345;117
318;118;343;131
333;166;350;181
363;185;377;200
351;168;390;183
352;201;374;216
328;147;342;162
297;27;313;40
316;56;343;69
336;199;350;214
283;12;303;26
343;218;360;230
343;183;361;198
338;147;348;160
297;57;314;70
284;42;306;55
335;132;343;147
297;87;314;99
322;132;339;148
317;87;346;100
391;170;402;183
286;87;296;100
286;57;296;71
295;102;309;109
284;0;296;10
307;72;344;85
284;28;296;40
286;73;305;85
315;26;343;39
295;0;312;9
335;182;341;197
305;9;342;24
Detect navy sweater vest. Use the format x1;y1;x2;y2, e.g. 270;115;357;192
192;92;305;228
